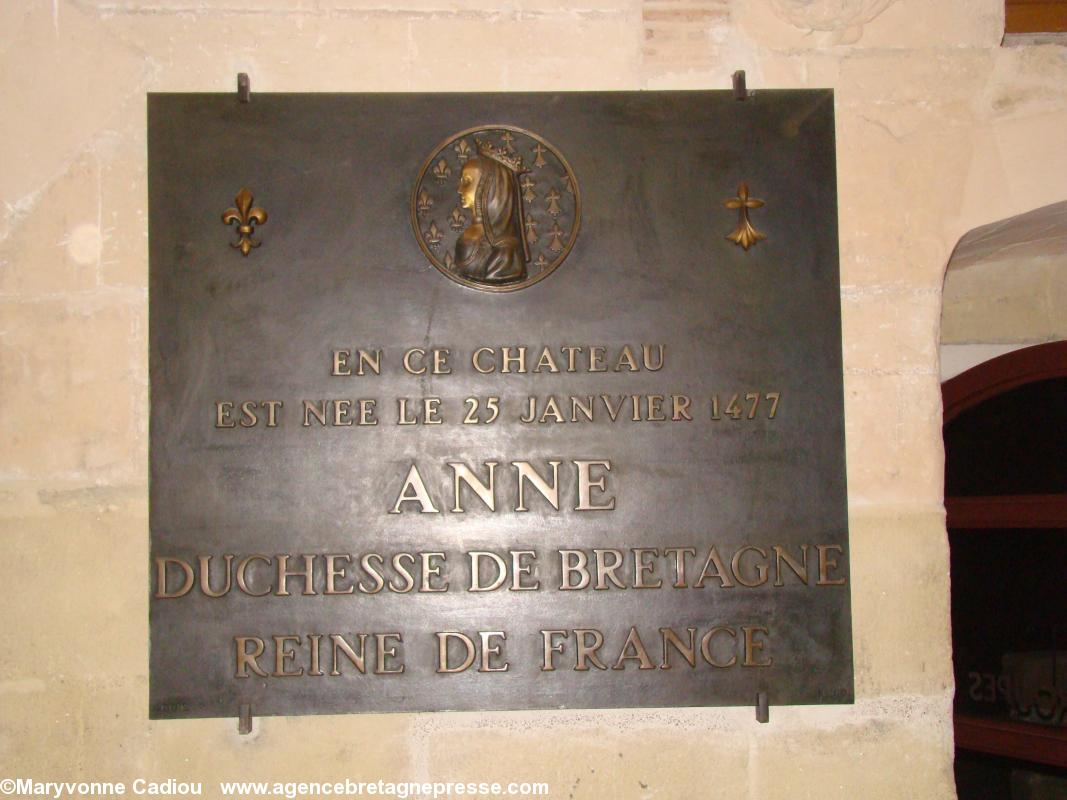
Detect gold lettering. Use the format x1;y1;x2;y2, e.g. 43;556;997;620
325;554;355;595
215;401;236;428
817;545;847;586
559;550;590;590
332;349;352;376
588;346;607;372
276;554;316;597
420;552;448;593
468;551;507;592
731;545;769;588
570;396;594;422
660;627;697;669
375;633;404;674
357;553;385;594
436;631;477;673
642;344;665;371
664;547;696;588
672;394;692;421
743;626;772;666
700;626;737;668
273;635;304;677
330;633;367;675
389;553;416;593
533;347;560;373
510;550;539;591
302;400;327;427
308;634;324;676
236;554;272;596
574;629;608;670
773;544;809;586
540;630;568;671
633;548;662;589
480;631;508;672
333;399;353;426
594;548;626;590
472;347;495;373
514;460;560;511
389;464;441;514
693;547;735;588
560;346;582;372
198;554;234;598
154;557;194;599
403;348;427;375
449;461;497;512
501;346;527;374
234;636;267;677
575;460;615;511
613;345;639;372
612;627;655;670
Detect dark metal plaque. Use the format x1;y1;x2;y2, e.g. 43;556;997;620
149;91;852;719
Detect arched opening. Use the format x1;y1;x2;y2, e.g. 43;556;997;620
942;200;1067;797
943;344;1067;797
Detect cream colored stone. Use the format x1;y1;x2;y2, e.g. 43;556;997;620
843;371;944;508
0;2;148;243
848;509;953;696
942;255;1067;344
0;296;145;481
751;712;955;799
0;153;104;296
841;288;940;375
0;505;146;682
418;714;750;797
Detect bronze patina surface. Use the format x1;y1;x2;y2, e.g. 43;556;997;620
149;91;852;719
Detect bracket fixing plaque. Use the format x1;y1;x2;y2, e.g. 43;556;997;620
238;703;253;735
237;73;251;103
756;692;770;723
732;70;748;101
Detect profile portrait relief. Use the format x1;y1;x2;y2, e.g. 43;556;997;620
454;141;530;285
412;125;581;293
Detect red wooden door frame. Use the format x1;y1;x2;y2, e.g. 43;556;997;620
943;340;1067;770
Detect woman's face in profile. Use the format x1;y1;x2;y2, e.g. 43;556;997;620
458;161;481;211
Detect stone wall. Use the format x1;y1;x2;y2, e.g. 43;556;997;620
3;1;1067;797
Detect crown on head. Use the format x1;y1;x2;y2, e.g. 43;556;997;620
475;138;526;173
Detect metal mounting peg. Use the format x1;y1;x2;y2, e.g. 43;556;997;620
756;691;769;723
237;73;251;104
238;703;253;734
732;70;748;101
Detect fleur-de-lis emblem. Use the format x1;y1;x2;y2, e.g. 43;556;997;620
454;139;473;163
448;207;466;231
500;131;515;151
524;216;539;245
534;253;549;270
561;172;574;195
444;251;455;270
221;188;268;256
417;189;433;215
424;220;444;250
724;183;766;251
432;159;451;184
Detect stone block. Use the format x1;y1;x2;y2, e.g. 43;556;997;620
0;2;147;243
848;509;953;696
0;296;145;481
842;371;944;508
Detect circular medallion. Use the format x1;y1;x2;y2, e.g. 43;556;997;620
411;125;581;293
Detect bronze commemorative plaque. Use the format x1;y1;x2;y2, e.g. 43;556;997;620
149;91;852;719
